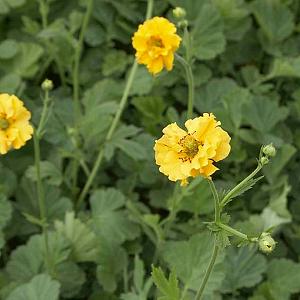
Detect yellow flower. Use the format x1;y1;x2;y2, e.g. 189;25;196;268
0;94;33;154
154;113;231;185
132;16;181;75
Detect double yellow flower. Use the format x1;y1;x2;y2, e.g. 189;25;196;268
0;94;33;154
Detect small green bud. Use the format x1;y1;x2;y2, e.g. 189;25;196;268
260;156;269;166
262;144;276;157
177;20;188;29
41;79;54;91
173;7;186;19
259;232;276;254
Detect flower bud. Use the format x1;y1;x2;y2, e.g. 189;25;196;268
260;156;269;166
262;144;276;157
41;79;54;91
173;7;186;19
177;20;188;29
258;232;276;254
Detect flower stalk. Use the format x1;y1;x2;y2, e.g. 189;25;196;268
175;53;195;119
75;0;154;209
33;84;53;275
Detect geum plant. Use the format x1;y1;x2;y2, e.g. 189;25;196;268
131;6;277;300
0;0;289;299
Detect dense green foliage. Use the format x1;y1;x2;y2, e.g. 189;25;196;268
0;0;300;299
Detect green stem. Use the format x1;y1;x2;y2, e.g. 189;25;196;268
195;236;219;300
195;180;219;300
76;0;154;209
71;0;93;198
208;179;220;223
175;53;194;119
33;130;51;274
38;0;48;28
73;0;93;119
37;90;50;137
220;164;262;207
217;223;258;242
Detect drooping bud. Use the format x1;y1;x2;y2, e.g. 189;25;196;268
258;232;276;254
262;144;276;157
41;79;54;91
173;7;186;19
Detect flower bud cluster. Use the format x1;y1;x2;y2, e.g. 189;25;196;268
172;7;188;28
259;143;276;166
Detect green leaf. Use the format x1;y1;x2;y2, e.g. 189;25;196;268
252;0;294;43
223;176;264;205
6;232;71;282
269;182;292;220
113;139;147;161
0;164;17;197
195;78;237;112
179;177;214;215
243;95;289;133
0;73;21;93
15;178;72;230
213;0;251;41
0;42;44;78
102;50;131;76
192;3;226;60
96;240;127;292
129;67;154;96
269;56;300;78
222;86;251;129
151;266;180;300
0;40;19;59
7;274;60;300
132;96;166;123
133;256;145;294
25;161;63;186
90;188;140;245
263;144;296;183
55;261;86;298
162;233;225;295
222;247;267;293
267;259;300;299
55;212;98;262
0;194;12;230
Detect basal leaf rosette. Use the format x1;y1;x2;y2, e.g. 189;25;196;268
0;93;33;154
154;113;231;186
132;17;181;75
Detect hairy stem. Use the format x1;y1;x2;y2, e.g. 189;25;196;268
33;130;51;274
217;223;258;242
175;53;194;119
71;0;94;197
195;180;220;300
75;0;154;209
195;236;219;300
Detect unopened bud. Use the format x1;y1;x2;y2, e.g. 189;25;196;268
260;156;269;166
177;20;188;29
259;232;276;254
173;7;186;19
41;79;53;91
262;144;276;157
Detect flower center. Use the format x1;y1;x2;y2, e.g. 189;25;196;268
149;36;164;48
0;118;9;130
180;135;200;158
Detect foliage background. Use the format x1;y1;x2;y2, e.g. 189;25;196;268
0;0;299;299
